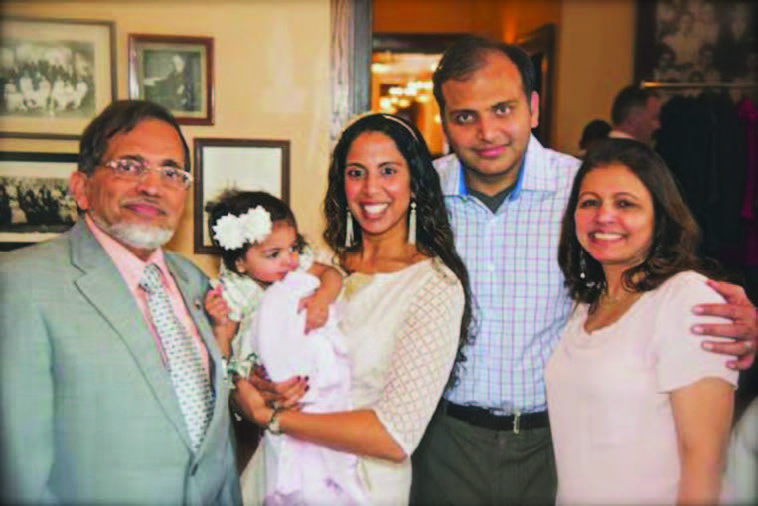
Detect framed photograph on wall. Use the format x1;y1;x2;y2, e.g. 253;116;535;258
634;1;757;90
128;34;214;125
193;138;290;254
0;151;79;251
0;17;116;140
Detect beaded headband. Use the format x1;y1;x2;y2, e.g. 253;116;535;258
342;111;419;143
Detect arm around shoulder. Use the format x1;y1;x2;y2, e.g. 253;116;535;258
694;279;758;369
653;273;737;504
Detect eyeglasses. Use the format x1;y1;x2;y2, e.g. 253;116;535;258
101;158;193;189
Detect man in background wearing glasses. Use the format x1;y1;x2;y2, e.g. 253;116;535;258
0;100;240;505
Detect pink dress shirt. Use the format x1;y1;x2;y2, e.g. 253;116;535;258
85;216;209;372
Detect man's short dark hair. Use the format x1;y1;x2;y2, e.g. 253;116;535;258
432;34;536;115
611;85;659;126
78;99;190;176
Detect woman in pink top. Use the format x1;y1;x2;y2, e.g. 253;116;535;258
546;139;738;504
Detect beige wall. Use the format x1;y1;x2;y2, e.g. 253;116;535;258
0;0;332;276
554;0;635;155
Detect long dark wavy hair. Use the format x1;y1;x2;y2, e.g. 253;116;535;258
558;138;717;304
323;112;475;389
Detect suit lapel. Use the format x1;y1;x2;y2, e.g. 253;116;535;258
69;222;192;449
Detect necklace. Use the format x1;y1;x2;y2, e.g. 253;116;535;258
598;289;638;307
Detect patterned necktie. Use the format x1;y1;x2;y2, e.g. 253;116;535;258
140;263;213;452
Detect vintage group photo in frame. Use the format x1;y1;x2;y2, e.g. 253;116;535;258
128;34;214;125
0;151;79;251
0;17;115;140
635;0;757;90
193;138;290;254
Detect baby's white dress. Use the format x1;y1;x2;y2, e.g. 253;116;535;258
252;270;365;505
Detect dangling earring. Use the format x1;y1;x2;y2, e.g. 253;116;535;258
408;200;417;246
579;250;588;281
579;249;597;288
345;211;354;248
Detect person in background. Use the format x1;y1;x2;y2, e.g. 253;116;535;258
548;138;737;504
146;53;195;112
0;100;240;504
578;118;611;158
410;34;758;506
609;85;663;145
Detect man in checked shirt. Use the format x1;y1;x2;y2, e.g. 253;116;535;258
411;34;758;506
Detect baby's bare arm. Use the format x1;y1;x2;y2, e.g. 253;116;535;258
299;262;344;333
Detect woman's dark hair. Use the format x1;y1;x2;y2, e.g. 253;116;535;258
206;190;304;273
558;138;712;304
78;99;190;176
323;112;474;389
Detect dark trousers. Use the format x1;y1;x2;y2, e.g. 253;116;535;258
411;407;557;505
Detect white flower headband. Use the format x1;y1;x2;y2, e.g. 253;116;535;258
212;206;272;250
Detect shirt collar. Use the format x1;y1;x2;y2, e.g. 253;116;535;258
608;129;636;140
456;134;572;198
85;215;169;290
456;157;526;200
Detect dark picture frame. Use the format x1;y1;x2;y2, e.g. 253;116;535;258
0;17;116;140
634;0;757;88
516;24;556;147
0;151;79;251
128;34;214;125
193;138;290;254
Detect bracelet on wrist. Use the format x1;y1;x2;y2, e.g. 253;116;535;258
264;407;283;435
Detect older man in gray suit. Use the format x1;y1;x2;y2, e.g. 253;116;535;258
0;100;241;504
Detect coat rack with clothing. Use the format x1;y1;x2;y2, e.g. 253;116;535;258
645;79;758;402
647;82;754;259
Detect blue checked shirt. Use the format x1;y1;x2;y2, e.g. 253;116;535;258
436;136;580;414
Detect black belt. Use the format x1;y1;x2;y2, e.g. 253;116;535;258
442;401;549;433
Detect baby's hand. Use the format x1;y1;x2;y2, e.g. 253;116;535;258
204;285;231;325
298;292;329;334
204;285;238;356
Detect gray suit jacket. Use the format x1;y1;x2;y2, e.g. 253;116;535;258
0;221;241;505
